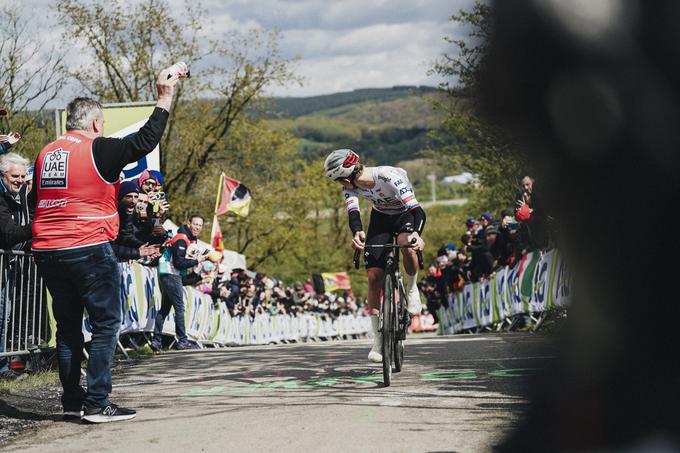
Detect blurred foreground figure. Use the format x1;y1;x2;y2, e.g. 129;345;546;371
483;1;680;450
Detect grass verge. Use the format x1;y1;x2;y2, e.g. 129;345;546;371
0;371;59;395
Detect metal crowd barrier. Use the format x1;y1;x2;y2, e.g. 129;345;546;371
0;250;50;360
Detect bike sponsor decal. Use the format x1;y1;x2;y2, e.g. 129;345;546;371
40;149;70;189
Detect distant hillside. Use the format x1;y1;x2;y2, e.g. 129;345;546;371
265;86;448;166
270;86;439;118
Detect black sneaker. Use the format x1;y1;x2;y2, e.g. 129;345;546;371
82;403;136;424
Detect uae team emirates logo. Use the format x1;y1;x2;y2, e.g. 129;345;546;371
40;149;70;189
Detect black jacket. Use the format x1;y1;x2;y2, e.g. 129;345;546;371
0;183;32;251
171;224;199;270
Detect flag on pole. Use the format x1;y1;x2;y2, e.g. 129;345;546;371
211;215;224;251
216;174;251;217
321;272;352;292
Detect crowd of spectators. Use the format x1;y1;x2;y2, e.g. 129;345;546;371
2;105;545;361
204;271;365;321
419;175;554;325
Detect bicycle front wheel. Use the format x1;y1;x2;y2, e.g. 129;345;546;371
382;275;395;387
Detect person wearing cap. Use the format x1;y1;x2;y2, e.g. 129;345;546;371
137;169;159;194
148;169;164;191
111;180;160;261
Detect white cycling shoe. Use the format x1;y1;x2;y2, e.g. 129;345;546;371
368;316;382;363
406;285;422;315
368;344;382;363
403;272;422;315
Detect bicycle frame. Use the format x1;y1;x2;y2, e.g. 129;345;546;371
353;236;422;386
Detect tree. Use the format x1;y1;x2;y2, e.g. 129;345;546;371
0;6;68;158
56;0;300;198
429;2;527;212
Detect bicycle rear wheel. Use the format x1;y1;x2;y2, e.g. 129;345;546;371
382;275;395;387
394;279;406;372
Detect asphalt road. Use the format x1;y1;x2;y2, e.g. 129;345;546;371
4;332;557;453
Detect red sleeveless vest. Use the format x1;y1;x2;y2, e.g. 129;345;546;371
32;132;120;250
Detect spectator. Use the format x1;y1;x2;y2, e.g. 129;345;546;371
485;224;501;271
30;63;187;423
0;131;21;155
112;180;160;262
303;278;315;294
151;214;206;351
25;166;34;193
515;175;551;250
137;169;159;195
0;152;31;379
468;214;496;281
0;153;31;251
499;210;521;267
419;264;446;325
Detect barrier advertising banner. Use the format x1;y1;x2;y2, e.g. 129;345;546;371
438;249;571;335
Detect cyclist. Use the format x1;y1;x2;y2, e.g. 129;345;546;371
324;149;426;363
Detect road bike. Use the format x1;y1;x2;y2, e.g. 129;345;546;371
354;237;423;386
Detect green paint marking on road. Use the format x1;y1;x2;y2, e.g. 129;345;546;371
180;386;225;397
421;370;477;381
487;368;539;378
308;378;339;387
179;367;543;397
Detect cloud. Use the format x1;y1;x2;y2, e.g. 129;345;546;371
16;0;475;100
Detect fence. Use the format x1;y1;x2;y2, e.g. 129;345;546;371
0;250;51;360
5;249;571;362
437;249;571;335
114;261;371;346
1;253;371;362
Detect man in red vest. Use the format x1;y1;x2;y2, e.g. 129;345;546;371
29;63;188;424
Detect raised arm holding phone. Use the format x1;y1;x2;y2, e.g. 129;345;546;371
30;63;188;424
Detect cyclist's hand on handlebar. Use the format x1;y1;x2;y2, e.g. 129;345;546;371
407;232;425;251
352;231;366;250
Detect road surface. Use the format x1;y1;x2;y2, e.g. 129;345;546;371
5;332;556;453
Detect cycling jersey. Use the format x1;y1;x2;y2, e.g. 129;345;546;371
343;166;419;216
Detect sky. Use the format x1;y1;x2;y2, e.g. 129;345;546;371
191;0;475;96
8;0;476;99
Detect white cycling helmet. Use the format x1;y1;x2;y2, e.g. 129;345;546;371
324;149;361;180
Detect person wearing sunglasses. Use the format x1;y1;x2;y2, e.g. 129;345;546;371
324;149;426;363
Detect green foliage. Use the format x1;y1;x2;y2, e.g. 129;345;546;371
266;91;447;166
428;1;528;214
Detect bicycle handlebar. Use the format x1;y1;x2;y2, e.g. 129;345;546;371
352;238;424;270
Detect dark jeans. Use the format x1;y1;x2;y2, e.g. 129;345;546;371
154;273;187;343
34;243;121;409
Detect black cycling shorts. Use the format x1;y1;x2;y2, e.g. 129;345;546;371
364;209;414;270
